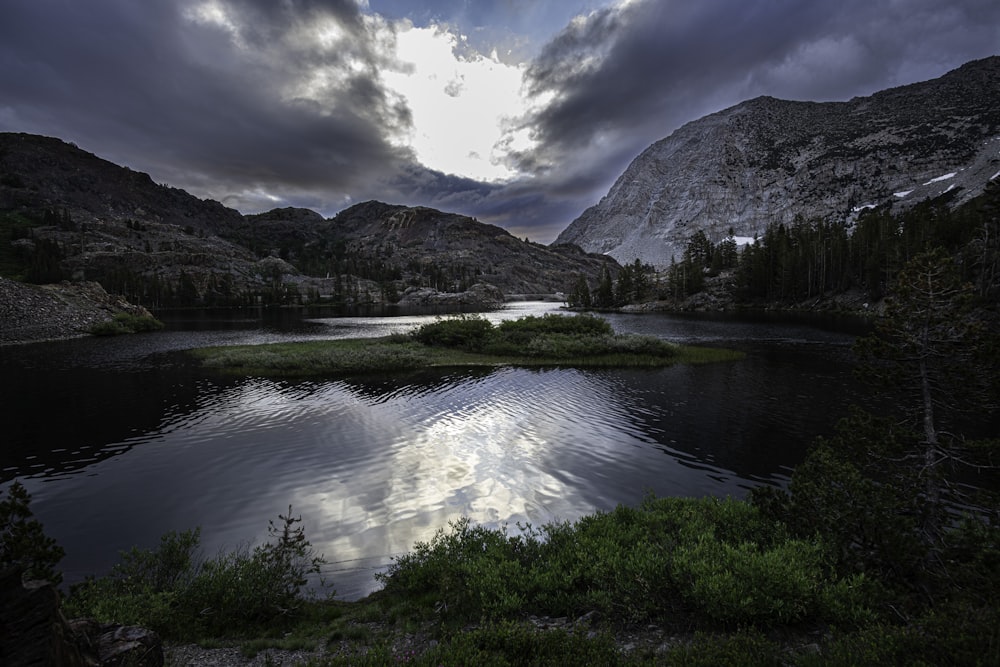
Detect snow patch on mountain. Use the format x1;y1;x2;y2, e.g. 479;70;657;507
923;172;957;185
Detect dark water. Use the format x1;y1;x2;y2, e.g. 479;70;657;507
0;303;875;599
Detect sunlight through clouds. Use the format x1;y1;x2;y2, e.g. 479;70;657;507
182;1;536;182
382;22;533;182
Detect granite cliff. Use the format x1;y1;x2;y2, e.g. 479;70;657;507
556;56;1000;266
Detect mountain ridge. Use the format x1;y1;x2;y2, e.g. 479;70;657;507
555;56;1000;265
0;133;617;310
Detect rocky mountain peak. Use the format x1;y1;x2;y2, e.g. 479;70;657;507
556;56;1000;266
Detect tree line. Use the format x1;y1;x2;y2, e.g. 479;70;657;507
569;181;1000;308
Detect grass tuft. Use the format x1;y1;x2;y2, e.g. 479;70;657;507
90;311;164;336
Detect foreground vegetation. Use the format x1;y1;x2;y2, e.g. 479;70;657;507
190;312;743;376
3;474;997;665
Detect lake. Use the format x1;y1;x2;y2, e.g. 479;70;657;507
0;302;874;599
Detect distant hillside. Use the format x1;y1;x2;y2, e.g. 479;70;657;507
320;200;617;295
0;133;617;310
556;56;1000;266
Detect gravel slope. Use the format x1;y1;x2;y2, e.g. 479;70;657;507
0;276;145;345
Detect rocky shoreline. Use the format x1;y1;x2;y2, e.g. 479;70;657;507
0;277;153;346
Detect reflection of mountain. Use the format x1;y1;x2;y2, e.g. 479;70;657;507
599;346;869;483
334;366;501;403
0;343;234;482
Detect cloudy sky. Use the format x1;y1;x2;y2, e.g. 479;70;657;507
1;1;998;243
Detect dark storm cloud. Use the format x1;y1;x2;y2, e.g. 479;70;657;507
516;0;1000;214
0;0;997;243
224;0;364;27
0;0;415;213
372;165;584;242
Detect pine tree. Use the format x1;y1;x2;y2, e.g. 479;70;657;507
568;275;592;308
631;259;650;301
855;248;995;517
595;266;614;308
759;248;999;597
614;262;634;305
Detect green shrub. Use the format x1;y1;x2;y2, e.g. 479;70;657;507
605;333;677;356
64;580;181;635
513;332;677;359
478;314;675;360
671;536;824;624
0;481;65;584
90;311;164;336
495;313;613;339
796;624;927;666
375;496;868;629
65;506;329;639
660;630;782;666
114;528;202;592
411;313;627;356
411;314;494;350
516;332;614;358
375;518;542;622
199;341;426;374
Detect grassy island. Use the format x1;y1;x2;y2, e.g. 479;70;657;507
189;313;743;376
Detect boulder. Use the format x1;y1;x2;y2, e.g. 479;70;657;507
0;566;88;667
70;620;163;667
0;566;163;667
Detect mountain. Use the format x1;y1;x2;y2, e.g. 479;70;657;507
556;56;1000;266
322;201;616;295
0;133;617;309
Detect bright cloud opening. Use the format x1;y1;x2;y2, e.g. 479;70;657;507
382;22;534;182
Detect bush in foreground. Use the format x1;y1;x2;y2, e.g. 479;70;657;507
375;496;872;630
64;506;328;639
7;478;998;663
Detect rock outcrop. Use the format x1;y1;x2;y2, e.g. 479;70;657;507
0;566;163;667
556;56;1000;266
0;566;89;666
0;276;153;345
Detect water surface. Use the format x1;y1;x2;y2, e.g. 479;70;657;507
1;303;873;598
